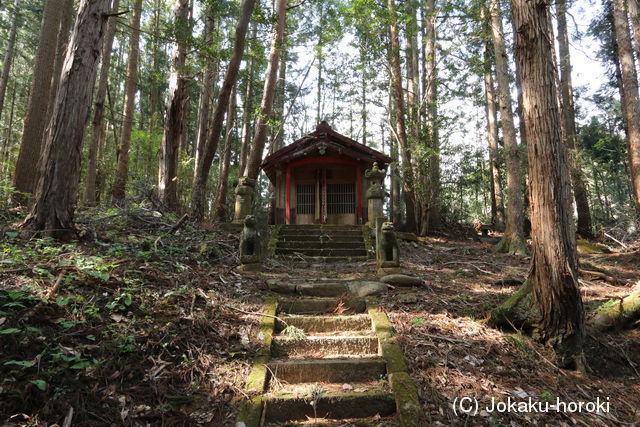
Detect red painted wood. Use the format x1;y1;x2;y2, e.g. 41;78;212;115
356;166;363;224
321;168;327;224
285;164;291;224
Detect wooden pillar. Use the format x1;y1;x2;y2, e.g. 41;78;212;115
285;164;291;224
356;166;363;224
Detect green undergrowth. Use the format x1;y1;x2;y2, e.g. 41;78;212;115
0;205;260;425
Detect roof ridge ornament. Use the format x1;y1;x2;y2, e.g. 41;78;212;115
316;121;332;131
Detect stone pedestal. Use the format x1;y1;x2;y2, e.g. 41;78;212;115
365;162;387;226
233;177;256;223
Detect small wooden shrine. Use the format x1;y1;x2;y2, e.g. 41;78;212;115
261;122;392;225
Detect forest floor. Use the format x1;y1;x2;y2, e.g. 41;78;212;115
0;206;639;426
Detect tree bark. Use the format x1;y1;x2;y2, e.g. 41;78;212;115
0;0;20;122
241;0;287;183
158;0;190;211
191;0;256;221
84;0;119;206
194;4;215;171
482;12;506;232
111;0;143;203
556;0;593;237
626;0;640;62
423;0;441;233
489;0;527;255
13;0;65;203
388;0;417;233
46;0;74;125
212;87;236;222
611;0;640;216
238;24;257;178
511;0;585;369
22;0;110;239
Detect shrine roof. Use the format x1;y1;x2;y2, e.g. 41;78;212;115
261;122;392;180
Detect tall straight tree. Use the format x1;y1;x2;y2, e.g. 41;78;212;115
238;23;257;178
46;0;74;123
489;0;527;255
13;0;65;203
84;0;120;205
212;87;237;222
234;0;287;220
23;0;111;238
556;0;593;237
611;0;640;216
0;0;20;122
423;0;441;233
482;13;506;231
191;0;257;221
387;0;417;233
158;0;190;211
194;3;216;170
511;0;585;368
111;0;143;202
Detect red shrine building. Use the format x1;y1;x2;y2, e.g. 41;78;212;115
261;122;392;225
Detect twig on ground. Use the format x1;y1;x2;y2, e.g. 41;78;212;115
438;261;495;275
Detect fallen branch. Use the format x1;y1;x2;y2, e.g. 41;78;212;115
23;271;65;319
604;232;628;249
169;214;189;234
439;261;495;275
579;268;628;286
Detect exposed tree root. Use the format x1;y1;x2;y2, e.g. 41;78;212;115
489;285;640;333
494;233;529;256
589;290;640;331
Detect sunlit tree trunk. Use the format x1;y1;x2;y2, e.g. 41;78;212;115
238;24;257;178
626;0;640;61
212;87;237;222
388;0;417;233
111;0;143;203
511;0;585;369
240;0;286;185
23;0;110;239
13;0;65;203
0;0;20;122
612;0;640;216
556;0;593;237
46;0;74;123
158;0;190;211
482;13;506;231
194;4;215;170
191;0;256;221
423;0;441;233
84;0;119;206
489;0;527;254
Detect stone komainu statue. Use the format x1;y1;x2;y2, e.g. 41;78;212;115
240;215;261;264
377;221;400;268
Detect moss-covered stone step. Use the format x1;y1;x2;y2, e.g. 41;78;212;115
276;240;365;249
275;255;369;263
278;229;364;237
278;224;363;230
263;391;396;422
276;314;371;333
264;416;397;426
275;248;367;257
272;335;378;357
277;297;366;314
267;358;386;384
271;381;389;397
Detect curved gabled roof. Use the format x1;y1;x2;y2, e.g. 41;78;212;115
261;122;392;181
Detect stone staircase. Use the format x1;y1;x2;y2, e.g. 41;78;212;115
237;282;427;426
274;225;368;260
